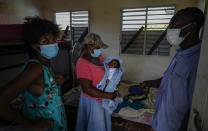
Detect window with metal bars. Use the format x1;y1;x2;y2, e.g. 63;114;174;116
55;11;89;43
120;6;175;56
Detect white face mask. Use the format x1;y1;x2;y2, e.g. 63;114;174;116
108;68;117;80
166;24;191;46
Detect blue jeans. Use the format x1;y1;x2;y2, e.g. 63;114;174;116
76;93;111;131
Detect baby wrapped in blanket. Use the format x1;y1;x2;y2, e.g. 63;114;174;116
97;57;124;114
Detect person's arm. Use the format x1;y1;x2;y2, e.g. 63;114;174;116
140;78;162;88
139;78;162;94
0;63;51;130
79;78;116;99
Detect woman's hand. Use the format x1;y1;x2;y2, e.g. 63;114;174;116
54;75;65;86
116;82;120;89
109;92;117;100
26;118;53;131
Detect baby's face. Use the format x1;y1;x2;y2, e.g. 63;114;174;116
107;60;119;68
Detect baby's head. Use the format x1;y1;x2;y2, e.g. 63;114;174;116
107;59;120;68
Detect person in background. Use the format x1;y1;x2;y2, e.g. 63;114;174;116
76;33;116;131
0;16;67;131
139;7;205;131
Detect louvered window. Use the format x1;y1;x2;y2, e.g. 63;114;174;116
120;6;175;56
55;11;89;43
55;12;71;30
71;11;89;42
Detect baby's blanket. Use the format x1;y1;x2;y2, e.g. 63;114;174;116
97;57;124;114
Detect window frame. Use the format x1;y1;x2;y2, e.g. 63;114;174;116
120;5;175;56
54;10;90;44
54;11;71;31
54;10;90;31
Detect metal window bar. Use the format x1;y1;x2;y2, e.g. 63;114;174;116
143;8;148;55
121;8;146;54
72;11;88;27
146;6;174;56
71;11;89;44
122;26;144;53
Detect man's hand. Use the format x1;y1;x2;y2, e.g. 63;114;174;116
54;75;65;86
139;78;162;94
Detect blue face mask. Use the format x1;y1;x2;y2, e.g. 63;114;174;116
40;43;59;59
91;49;102;58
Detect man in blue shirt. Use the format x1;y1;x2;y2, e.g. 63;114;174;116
140;7;205;131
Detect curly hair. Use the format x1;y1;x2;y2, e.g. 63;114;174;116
22;16;59;57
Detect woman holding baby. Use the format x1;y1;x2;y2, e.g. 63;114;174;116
75;33;120;131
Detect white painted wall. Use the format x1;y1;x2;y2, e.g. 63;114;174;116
38;0;198;82
0;0;40;24
197;0;206;11
188;0;208;130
